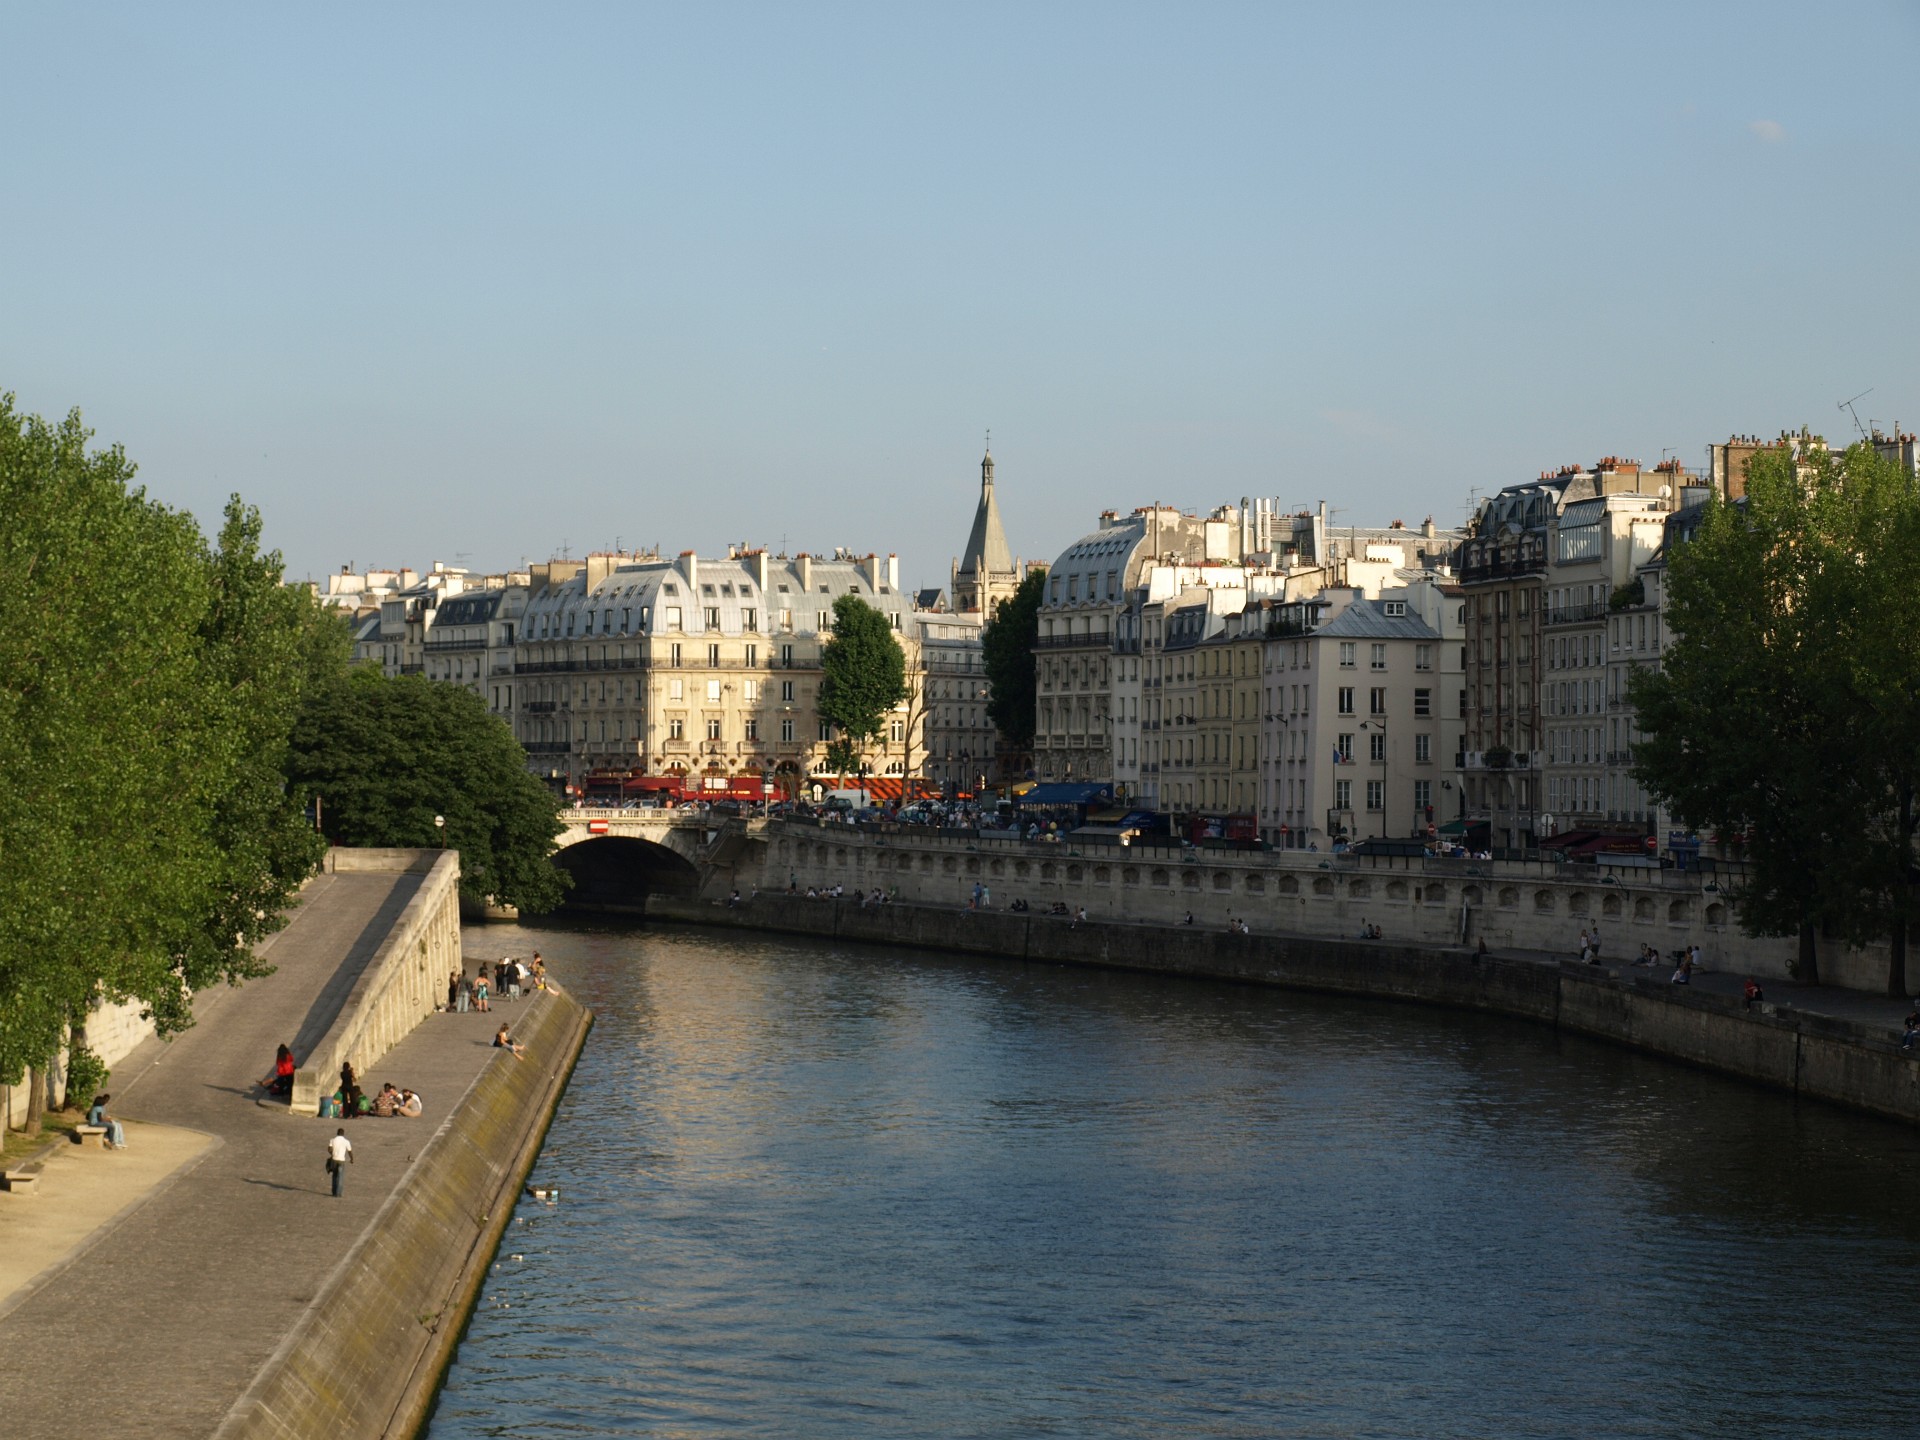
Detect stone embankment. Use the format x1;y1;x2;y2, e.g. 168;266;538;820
652;893;1920;1128
734;819;1900;990
0;848;591;1440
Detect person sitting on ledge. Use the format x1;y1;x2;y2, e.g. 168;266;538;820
495;1024;526;1058
88;1094;127;1150
397;1088;423;1118
261;1043;296;1097
1743;978;1765;1011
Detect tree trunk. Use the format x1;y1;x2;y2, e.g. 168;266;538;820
24;1066;44;1134
1798;919;1820;988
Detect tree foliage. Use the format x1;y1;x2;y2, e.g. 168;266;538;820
287;670;570;914
1631;440;1920;991
817;594;908;764
0;398;339;1085
983;567;1046;754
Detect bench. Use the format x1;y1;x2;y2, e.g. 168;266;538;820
2;1169;38;1195
73;1124;111;1149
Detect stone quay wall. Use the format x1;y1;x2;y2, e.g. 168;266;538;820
740;823;1893;991
292;850;463;1116
214;986;593;1440
654;893;1920;1127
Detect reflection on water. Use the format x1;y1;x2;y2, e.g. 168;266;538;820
428;922;1920;1439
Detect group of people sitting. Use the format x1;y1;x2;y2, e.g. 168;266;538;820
322;1059;422;1120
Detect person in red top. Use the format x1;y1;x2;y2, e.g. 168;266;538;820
1743;978;1765;1011
261;1044;296;1097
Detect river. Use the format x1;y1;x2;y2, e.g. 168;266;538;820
427;921;1920;1438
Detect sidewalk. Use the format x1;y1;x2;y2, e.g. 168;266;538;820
0;871;549;1440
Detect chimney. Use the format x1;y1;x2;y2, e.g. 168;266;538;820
798;552;813;593
680;550;698;591
753;549;769;593
861;553;883;592
886;553;899;591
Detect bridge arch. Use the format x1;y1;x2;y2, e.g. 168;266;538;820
551;835;701;913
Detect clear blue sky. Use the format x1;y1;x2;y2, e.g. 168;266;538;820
4;3;1916;588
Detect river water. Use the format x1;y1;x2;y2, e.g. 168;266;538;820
427;922;1920;1439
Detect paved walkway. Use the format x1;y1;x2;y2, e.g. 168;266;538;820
0;872;546;1440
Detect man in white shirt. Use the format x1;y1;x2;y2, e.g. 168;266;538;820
326;1128;353;1197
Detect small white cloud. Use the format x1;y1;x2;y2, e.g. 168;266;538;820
1749;119;1786;143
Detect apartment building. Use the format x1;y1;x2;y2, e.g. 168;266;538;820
1256;573;1464;849
512;547;922;793
1458;458;1672;850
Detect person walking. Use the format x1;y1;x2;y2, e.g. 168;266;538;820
326;1128;352;1197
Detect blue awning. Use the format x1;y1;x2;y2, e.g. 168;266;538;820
1018;783;1114;806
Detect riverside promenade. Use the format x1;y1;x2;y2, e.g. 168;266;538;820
0;864;584;1440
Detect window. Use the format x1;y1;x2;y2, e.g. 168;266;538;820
705;607;720;628
1369;733;1385;762
665;606;682;629
669;643;682;667
818;721;832;742
1369;687;1386;715
668;718;684;740
1336;779;1352;809
778;608;791;630
1384;601;1407;617
668;679;684;700
780;644;794;667
702;584;715;596
1338;686;1355;715
1339;643;1356;668
1414;688;1432;717
1415;644;1432;671
702;643;717;667
1337;732;1354;760
819;611;831;631
743;609;757;632
699;679;717;702
744;644;757;667
889;719;905;744
1414;779;1431;811
1370;644;1387;670
1415;733;1432;763
663;583;679;597
780;718;795;742
706;718;722;740
621;608;631;631
743;679;760;701
781;680;795;702
744;718;758;741
1366;780;1383;810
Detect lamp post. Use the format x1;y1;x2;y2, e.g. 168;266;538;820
433;814;445;849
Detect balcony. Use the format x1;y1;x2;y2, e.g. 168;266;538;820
523;740;570;755
1542;603;1608;627
1034;633;1111;650
423;636;485;651
1458;554;1546;585
1460;749;1538;772
524;700;557;714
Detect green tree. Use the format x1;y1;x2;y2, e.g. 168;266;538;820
983;567;1045;756
817;594;908;776
1631;439;1920;991
0;399;332;1092
287;670;570;914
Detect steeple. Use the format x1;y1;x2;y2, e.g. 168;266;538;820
956;441;1015;614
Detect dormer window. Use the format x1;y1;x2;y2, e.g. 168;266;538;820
1384;601;1407;617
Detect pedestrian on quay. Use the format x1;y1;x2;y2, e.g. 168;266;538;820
456;969;472;1013
1743;978;1765;1011
447;968;459;1012
474;970;490;1012
326;1128;352;1197
1901;1007;1920;1052
1578;928;1592;963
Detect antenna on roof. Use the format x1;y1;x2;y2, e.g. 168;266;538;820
1839;388;1873;441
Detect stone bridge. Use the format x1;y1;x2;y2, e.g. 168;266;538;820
550;809;765;910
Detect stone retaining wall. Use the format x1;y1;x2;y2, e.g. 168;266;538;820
292;850;463;1116
741;823;1896;991
213;986;593;1440
656;893;1920;1127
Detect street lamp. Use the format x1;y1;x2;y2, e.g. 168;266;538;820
433;814;445;849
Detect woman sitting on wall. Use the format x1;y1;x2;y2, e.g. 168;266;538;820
260;1044;296;1097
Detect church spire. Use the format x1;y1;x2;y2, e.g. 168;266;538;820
957;438;1014;614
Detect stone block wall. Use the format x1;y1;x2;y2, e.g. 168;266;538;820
742;825;1894;991
292;850;463;1116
